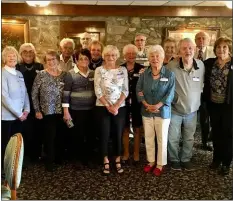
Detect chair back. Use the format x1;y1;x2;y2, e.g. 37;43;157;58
4;133;24;190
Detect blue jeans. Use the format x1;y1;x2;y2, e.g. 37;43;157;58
168;111;197;163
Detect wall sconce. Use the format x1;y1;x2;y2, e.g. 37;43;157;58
25;1;51;7
225;1;232;9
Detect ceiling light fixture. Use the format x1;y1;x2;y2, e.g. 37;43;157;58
225;1;232;9
26;1;51;7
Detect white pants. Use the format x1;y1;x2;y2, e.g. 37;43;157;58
142;116;170;166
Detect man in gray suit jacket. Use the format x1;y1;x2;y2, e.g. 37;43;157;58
194;31;216;151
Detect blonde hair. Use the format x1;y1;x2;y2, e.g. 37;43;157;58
123;44;138;56
60;38;75;49
147;45;165;59
19;43;39;63
102;45;120;59
88;40;104;52
2;46;21;65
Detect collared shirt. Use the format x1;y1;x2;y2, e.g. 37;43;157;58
136;66;175;119
59;54;76;72
73;65;90;78
166;58;205;115
195;46;215;61
5;65;17;75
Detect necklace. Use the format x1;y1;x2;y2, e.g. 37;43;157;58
152;71;160;76
24;63;34;71
91;58;102;69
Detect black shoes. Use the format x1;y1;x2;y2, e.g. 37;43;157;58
171;162;182;171
218;166;230;176
171;161;195;171
181;161;195;171
209;162;221;170
209;162;230;176
45;163;56;172
202;143;213;151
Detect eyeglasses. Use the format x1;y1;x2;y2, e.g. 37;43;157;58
81;38;91;40
22;50;34;54
126;52;136;56
135;39;146;42
105;54;117;58
62;46;73;51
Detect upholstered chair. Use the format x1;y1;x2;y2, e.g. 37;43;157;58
3;133;24;200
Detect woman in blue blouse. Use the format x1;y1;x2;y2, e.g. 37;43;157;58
136;45;175;176
2;46;30;170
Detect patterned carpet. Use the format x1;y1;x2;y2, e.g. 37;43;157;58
17;128;232;200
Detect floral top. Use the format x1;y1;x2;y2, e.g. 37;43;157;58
94;66;129;107
32;70;66;115
210;61;230;103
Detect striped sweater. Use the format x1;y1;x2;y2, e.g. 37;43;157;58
62;67;96;110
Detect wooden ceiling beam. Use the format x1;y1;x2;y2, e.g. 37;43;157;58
2;3;232;17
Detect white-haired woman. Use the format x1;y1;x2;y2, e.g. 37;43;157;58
121;44;144;166
136;45;175;176
16;43;44;164
94;45;129;175
2;46;30;170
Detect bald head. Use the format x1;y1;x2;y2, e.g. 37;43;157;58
80;32;92;49
195;32;210;49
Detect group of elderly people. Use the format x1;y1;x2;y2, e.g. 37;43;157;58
1;31;232;177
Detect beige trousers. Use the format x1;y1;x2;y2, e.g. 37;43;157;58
142;116;170;166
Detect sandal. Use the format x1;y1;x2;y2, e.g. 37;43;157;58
102;163;110;175
115;161;124;174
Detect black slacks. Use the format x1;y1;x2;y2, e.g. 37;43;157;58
96;106;126;158
208;102;232;167
70;109;95;161
21;113;43;161
199;101;212;145
42;114;65;165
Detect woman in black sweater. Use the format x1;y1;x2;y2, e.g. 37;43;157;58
16;43;44;165
203;37;232;176
121;44;144;165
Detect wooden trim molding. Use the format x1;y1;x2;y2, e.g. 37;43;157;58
2;3;233;17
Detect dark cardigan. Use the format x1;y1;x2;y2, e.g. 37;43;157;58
203;57;233;106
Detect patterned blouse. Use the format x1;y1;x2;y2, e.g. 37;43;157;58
32;70;66;115
94;66;129;107
210;61;230;103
